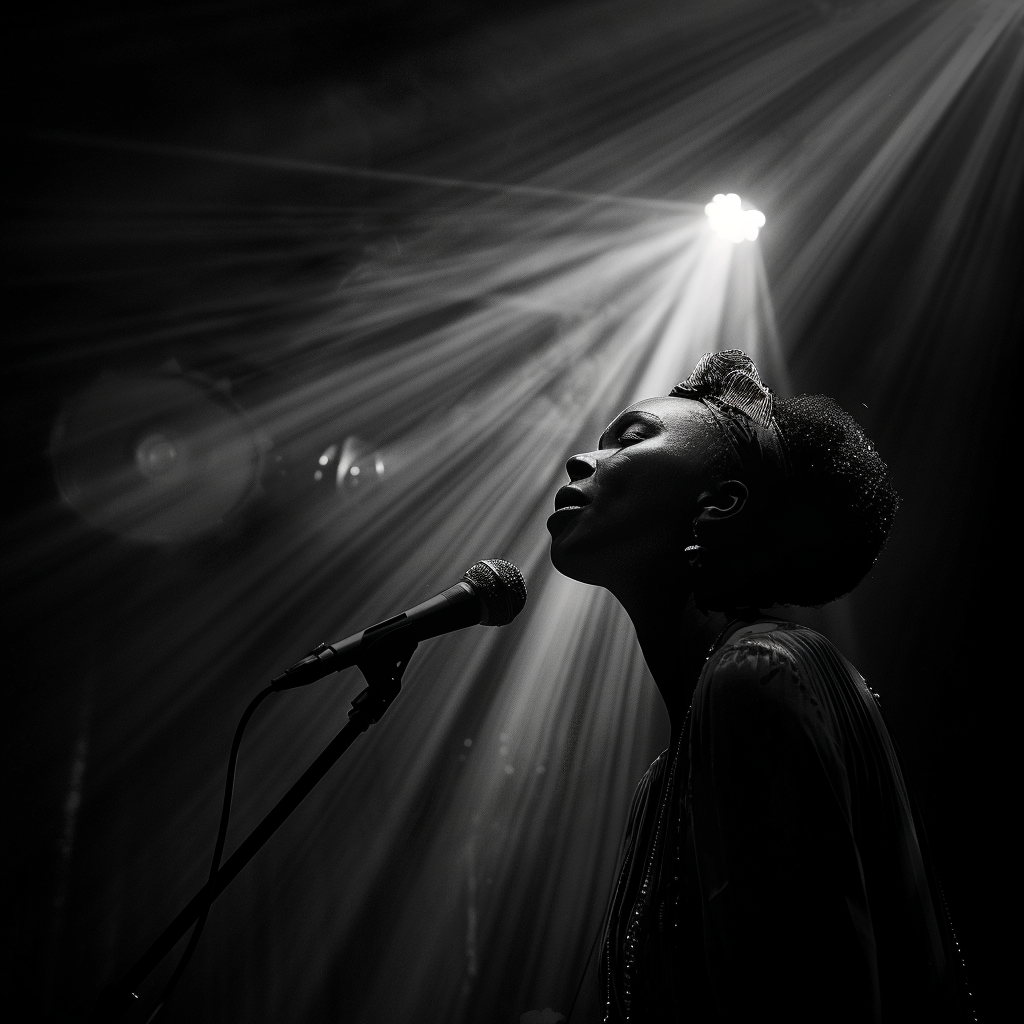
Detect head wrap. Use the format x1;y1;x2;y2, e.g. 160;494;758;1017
668;349;790;485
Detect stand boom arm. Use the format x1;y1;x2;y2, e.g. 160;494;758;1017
91;639;417;1022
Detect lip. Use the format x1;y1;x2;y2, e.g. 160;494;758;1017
553;485;590;512
547;485;591;538
546;504;584;538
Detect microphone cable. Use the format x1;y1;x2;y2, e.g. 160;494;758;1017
131;560;526;1020
146;685;276;1022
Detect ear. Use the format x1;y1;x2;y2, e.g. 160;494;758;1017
689;480;772;611
694;479;749;528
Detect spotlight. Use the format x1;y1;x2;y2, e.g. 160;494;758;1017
704;193;766;242
50;366;264;543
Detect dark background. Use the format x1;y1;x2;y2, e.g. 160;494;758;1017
4;2;1019;1021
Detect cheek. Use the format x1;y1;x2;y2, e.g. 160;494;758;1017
602;454;690;515
595;450;647;499
590;466;690;550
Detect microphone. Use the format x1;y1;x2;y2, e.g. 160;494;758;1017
271;559;527;690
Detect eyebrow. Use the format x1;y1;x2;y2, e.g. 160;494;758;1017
599;410;665;448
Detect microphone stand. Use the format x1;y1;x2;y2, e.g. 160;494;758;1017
90;638;419;1023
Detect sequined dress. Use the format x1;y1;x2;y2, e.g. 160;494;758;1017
600;621;972;1023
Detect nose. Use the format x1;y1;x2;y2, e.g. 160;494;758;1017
566;452;598;482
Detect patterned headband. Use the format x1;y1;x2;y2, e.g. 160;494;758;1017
668;350;790;483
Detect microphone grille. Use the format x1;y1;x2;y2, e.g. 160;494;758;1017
463;559;528;626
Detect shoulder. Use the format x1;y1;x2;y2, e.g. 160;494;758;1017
702;623;802;694
690;624;854;785
693;623;832;733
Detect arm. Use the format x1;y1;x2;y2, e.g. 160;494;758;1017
688;638;881;1023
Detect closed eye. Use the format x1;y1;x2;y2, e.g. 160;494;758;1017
598;410;665;449
600;428;649;450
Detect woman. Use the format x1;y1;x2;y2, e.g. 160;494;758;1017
547;351;971;1023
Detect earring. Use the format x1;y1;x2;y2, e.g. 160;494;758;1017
684;544;708;572
684;544;711;614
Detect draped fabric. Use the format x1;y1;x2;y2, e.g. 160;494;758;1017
600;621;970;1023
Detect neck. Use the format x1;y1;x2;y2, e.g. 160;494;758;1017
611;580;729;731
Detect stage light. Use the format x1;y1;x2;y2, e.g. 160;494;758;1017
309;436;388;494
705;193;766;242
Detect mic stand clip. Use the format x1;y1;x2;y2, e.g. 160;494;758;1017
348;637;418;727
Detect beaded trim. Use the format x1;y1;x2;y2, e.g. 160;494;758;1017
618;711;688;1021
602;625;754;1021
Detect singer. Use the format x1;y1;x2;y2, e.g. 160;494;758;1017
547;351;970;1023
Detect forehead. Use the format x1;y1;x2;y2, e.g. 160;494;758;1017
605;396;708;435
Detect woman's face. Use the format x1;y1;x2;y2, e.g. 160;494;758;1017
547;397;725;589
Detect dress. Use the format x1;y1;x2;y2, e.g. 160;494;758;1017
600;621;972;1023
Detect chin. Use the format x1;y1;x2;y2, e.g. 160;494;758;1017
548;536;577;579
548;521;605;587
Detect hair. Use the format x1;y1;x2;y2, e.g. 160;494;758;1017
769;395;899;606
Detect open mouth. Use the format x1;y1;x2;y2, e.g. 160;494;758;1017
548;486;590;537
553;485;590;513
